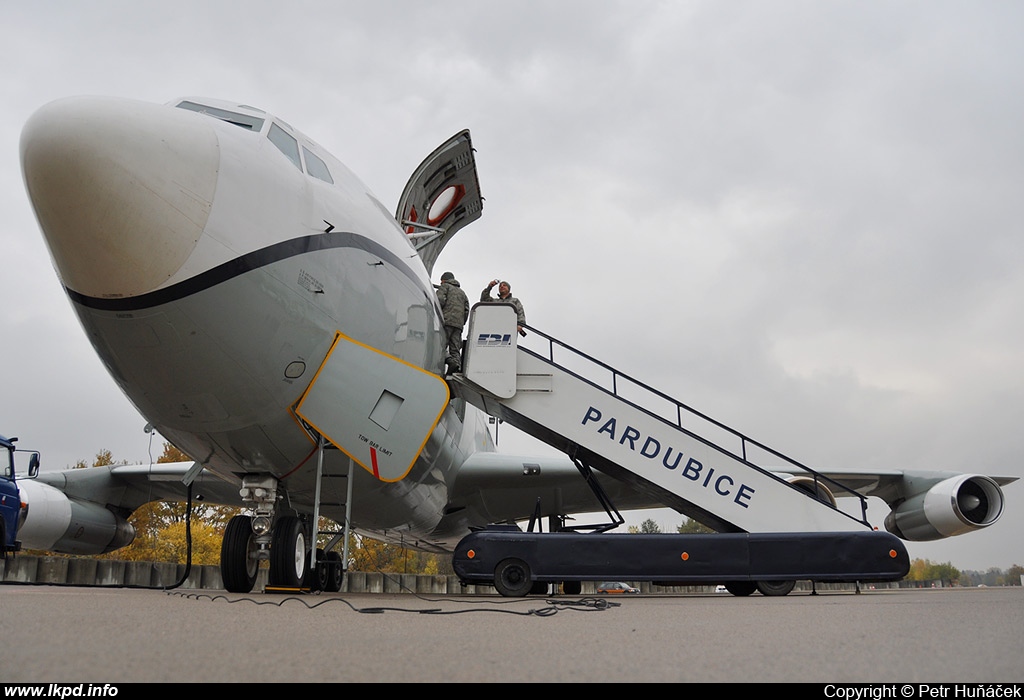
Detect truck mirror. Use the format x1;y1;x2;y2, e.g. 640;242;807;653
28;453;39;478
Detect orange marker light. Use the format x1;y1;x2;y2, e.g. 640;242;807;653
889;549;897;558
467;549;476;559
681;552;689;561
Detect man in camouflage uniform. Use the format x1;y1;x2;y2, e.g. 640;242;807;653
480;279;527;336
436;271;469;373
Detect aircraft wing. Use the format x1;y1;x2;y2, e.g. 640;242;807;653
444;451;667;528
18;462;244;555
394;129;483;275
447;457;1019;544
35;461;244;512
772;467;1018;541
774;467;1018;502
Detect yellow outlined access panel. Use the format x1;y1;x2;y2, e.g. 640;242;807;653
294;331;450;482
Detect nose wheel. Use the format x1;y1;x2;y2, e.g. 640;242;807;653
269;515;307;588
220;515;259;593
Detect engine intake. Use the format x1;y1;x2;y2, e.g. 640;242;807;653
785;475;837;506
884;474;1005;541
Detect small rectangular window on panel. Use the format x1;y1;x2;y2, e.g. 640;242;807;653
369;390;403;431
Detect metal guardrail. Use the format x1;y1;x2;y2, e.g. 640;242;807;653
515;322;872;526
2;555;904;592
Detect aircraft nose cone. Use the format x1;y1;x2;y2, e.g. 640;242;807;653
20;96;218;299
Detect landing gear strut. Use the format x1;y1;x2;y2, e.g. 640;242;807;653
219;470;349;594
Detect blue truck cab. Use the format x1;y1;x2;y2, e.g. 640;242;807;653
1;434;39;555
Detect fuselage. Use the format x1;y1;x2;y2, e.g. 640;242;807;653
21;96;495;550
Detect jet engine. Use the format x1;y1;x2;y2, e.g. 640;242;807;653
785;475;837;506
883;474;1006;541
15;479;136;554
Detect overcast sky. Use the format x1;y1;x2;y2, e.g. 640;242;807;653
1;1;1021;571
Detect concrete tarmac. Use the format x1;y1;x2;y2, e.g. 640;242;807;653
1;585;1021;683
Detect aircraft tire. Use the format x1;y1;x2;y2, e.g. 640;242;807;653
221;515;258;593
724;581;757;597
756;580;796;596
324;550;344;592
269;515;307;588
493;557;533;597
306;548;328;592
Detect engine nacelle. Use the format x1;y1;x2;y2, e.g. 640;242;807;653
785;475;837;506
884;474;1005;541
16;479;136;554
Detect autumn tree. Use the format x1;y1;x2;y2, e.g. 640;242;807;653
346;534;451;575
72;448;126;469
141;443;238;528
905;558;960;585
92;443;239;565
73;443;446;572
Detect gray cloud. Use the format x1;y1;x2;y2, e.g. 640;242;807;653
1;0;1020;570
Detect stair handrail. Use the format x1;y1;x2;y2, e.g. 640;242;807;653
516;322;872;525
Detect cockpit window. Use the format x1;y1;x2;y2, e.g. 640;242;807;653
268;122;302;171
303;147;334;184
175;101;265;131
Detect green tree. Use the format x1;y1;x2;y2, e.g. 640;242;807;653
982;567;1004;587
639;518;661;533
677;517;715;534
928;561;960;586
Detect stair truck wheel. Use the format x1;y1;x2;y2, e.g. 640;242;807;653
494;557;533;597
756;580;796;596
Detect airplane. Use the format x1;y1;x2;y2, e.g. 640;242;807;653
15;95;1017;594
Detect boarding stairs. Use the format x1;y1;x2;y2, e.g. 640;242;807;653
448;303;875;535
